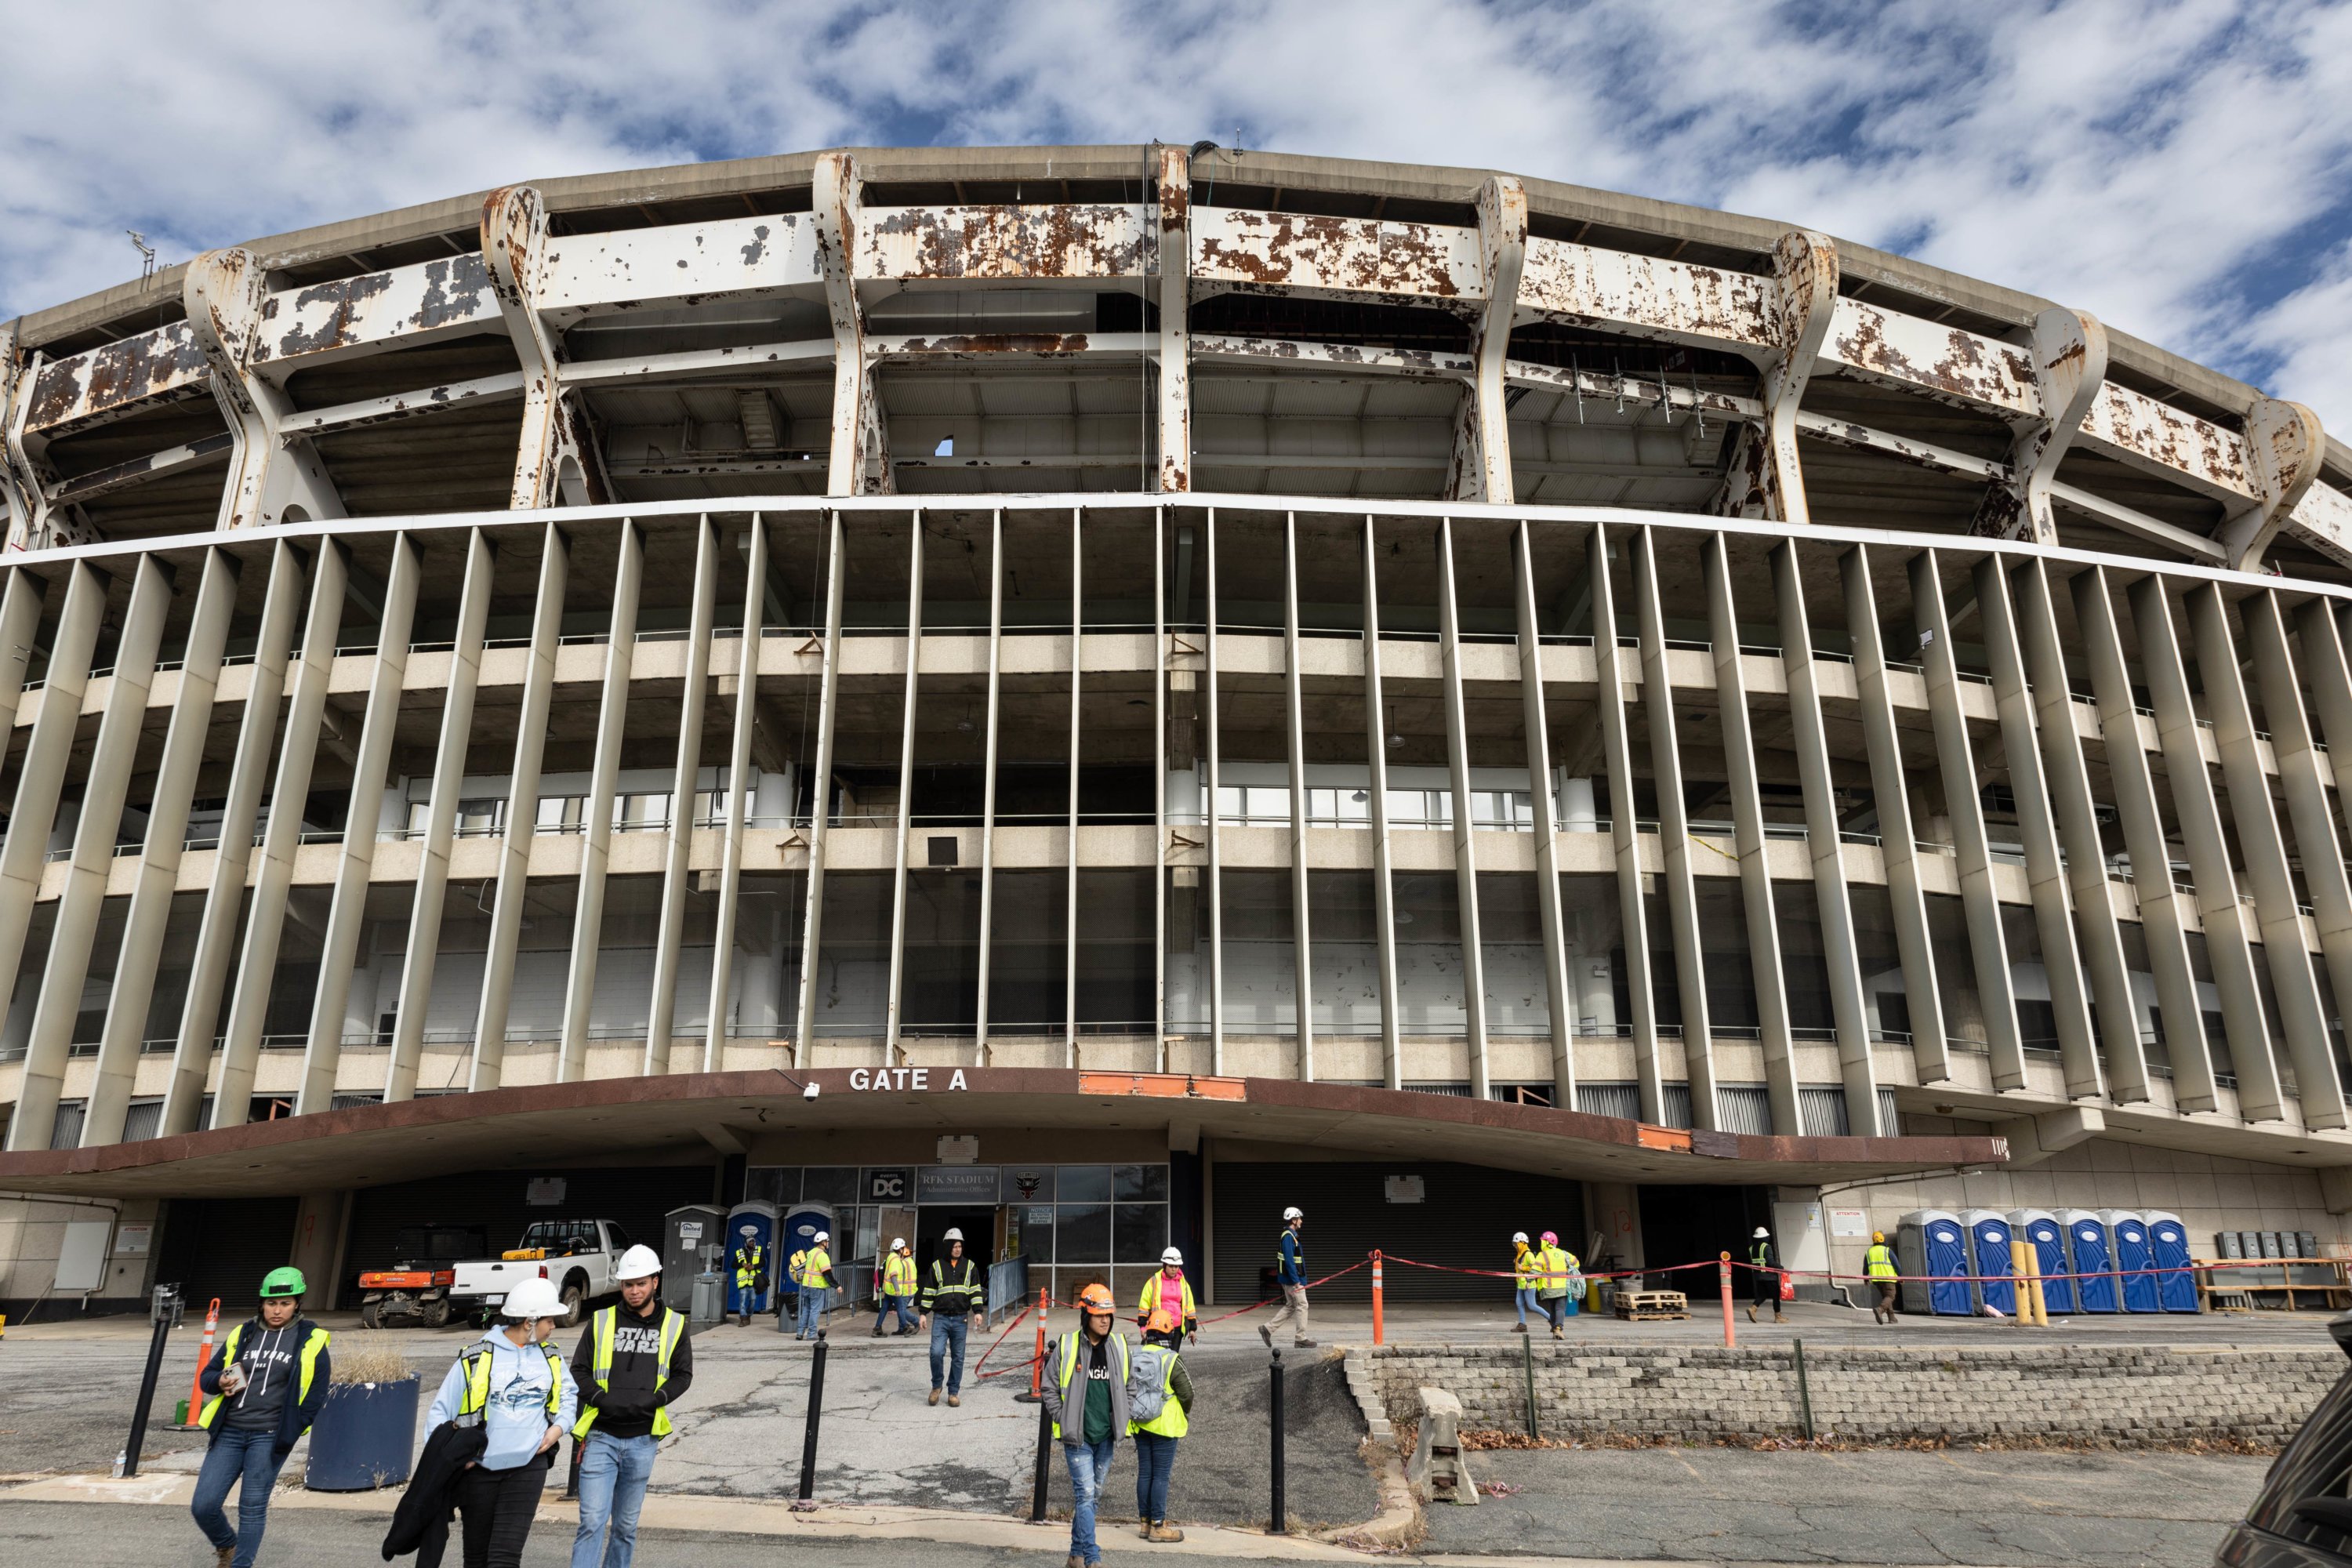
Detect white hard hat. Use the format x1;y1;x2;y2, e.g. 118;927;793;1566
1161;1247;1184;1267
615;1244;662;1282
741;1224;757;1236
814;1231;829;1243
891;1237;906;1250
1283;1207;1303;1221
1753;1227;1770;1239
943;1228;964;1243
1512;1231;1529;1245
501;1277;564;1320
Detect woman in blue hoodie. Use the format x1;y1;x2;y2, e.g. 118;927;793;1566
190;1266;330;1568
426;1275;579;1568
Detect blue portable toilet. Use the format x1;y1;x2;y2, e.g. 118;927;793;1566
2057;1207;2117;1312
2144;1210;2199;1312
779;1203;837;1313
2009;1208;2075;1314
724;1200;779;1316
1896;1210;1973;1316
2102;1209;2159;1312
1960;1209;2017;1316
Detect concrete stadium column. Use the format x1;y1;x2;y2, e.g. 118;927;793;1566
2074;566;2217;1111
1973;309;2104;546
1973;554;2103;1102
1588;525;1664;1122
1714;231;1836;526
214;541;350;1126
1280;511;1316;1080
1154;147;1191;495
0;561;107;1038
2220;398;2326;572
1203;507;1224;1075
884;512;927;1062
289;1188;351;1310
706;517;771;1074
296;534;420;1114
184;249;347;531
1770;540;1882;1136
1704;536;1797;1134
85;549;238;1145
0;571;45;735
975;509;1007;1064
2130;573;2283;1120
1512;521;1574;1109
1629;527;1714;1129
1909;550;2026;1091
1436;516;1490;1098
482;186;606;510
792;511;848;1066
164;541;305;1135
383;529;494;1101
2246;590;2352;1127
1359;517;1403;1089
815;153;891;498
1153;506;1169;1071
13;557;171;1151
644;517;720;1073
2013;559;2149;1104
1446;176;1526;505
2300;604;2352;831
1064;507;1083;1067
557;521;643;1086
2188;583;2341;1127
460;524;568;1097
1840;545;1950;1087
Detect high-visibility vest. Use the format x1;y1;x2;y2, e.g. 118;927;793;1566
798;1248;832;1290
572;1305;687;1439
1751;1240;1775;1271
1276;1230;1303;1279
1534;1245;1577;1296
456;1340;566;1422
1127;1342;1189;1439
1050;1330;1130;1441
882;1252;916;1297
1865;1243;1898;1279
197;1322;330;1430
1512;1244;1537;1286
1136;1270;1196;1324
733;1243;765;1287
924;1257;982;1312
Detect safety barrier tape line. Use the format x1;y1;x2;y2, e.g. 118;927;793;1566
970;1302;1037;1381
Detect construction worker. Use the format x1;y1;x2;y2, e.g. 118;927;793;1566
426;1275;579;1568
1510;1232;1539;1333
919;1227;984;1406
190;1265;331;1568
873;1237;919;1337
1041;1283;1131;1568
731;1225;767;1327
794;1230;833;1340
782;1233;808;1322
1260;1206;1315;1348
1865;1230;1900;1324
1127;1307;1195;1544
1533;1231;1580;1338
1748;1225;1785;1324
570;1244;692;1568
1135;1246;1198;1343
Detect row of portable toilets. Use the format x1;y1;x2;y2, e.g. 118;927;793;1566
1894;1209;2199;1316
656;1200;840;1317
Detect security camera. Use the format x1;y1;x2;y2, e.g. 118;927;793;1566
803;1080;821;1102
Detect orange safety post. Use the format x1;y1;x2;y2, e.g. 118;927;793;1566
1370;1250;1385;1345
1718;1253;1735;1348
180;1297;223;1428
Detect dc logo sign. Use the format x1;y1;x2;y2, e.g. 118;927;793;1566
868;1171;907;1200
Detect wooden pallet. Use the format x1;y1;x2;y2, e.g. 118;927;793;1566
1613;1289;1690;1321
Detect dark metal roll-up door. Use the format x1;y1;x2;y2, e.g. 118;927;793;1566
154;1196;302;1310
1210;1160;1584;1305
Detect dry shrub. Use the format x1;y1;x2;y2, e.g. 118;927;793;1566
331;1341;415;1384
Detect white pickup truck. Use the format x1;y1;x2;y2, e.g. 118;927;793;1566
448;1218;633;1327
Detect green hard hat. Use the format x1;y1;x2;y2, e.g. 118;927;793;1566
260;1266;307;1298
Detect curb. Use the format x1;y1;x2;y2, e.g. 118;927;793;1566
1322;1344;1419;1552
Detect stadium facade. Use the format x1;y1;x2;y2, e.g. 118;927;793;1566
1;143;2347;1314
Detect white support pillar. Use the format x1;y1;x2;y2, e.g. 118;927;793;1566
16;557;170;1149
556;521;642;1085
1512;521;1574;1108
0;343;95;551
1203;507;1224;1075
1065;506;1083;1065
482;186;606;508
2221;399;2327;572
383;530;493;1100
163;541;304;1135
1362;517;1403;1089
1447;176;1527;504
1153;506;1169;1069
976;509;1006;1060
1588;524;1663;1121
645;517;720;1073
296;534;420;1113
183;249;346;530
1155;147;1192;494
1281;511;1315;1079
1972;308;2106;546
815;152;891;497
461;525;567;1097
706;517;769;1074
1436;517;1490;1098
884;512;927;1061
1715;231;1837;524
793;512;848;1065
1631;528;1714;1127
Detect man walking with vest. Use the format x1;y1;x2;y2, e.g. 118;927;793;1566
873;1236;918;1337
919;1227;984;1406
731;1225;767;1327
1128;1307;1195;1543
795;1230;834;1340
1533;1231;1580;1338
189;1266;331;1568
1041;1283;1130;1568
1136;1247;1197;1345
1260;1206;1314;1348
1748;1226;1785;1324
1865;1230;1900;1324
569;1245;691;1568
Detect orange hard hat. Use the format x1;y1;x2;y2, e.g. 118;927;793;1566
1076;1283;1117;1314
1146;1307;1181;1336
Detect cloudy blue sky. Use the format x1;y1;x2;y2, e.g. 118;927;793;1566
5;0;2350;423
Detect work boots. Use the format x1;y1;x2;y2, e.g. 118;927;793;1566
1150;1522;1186;1542
216;1548;234;1568
1512;1322;1527;1334
928;1388;942;1406
1746;1303;1758;1324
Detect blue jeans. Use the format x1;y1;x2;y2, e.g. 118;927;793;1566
928;1314;969;1394
797;1287;829;1338
571;1431;658;1568
191;1427;287;1568
1063;1436;1118;1564
1134;1430;1178;1523
1515;1285;1539;1324
873;1294;917;1333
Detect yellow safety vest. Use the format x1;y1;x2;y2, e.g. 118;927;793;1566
1135;1270;1196;1323
1865;1243;1898;1279
798;1247;832;1290
1051;1330;1130;1441
572;1305;687;1439
1534;1245;1577;1295
1512;1244;1537;1286
197;1322;330;1429
458;1340;566;1420
883;1252;917;1297
1128;1344;1189;1439
733;1243;765;1287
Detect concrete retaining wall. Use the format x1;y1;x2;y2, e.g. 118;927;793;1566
1367;1342;2346;1446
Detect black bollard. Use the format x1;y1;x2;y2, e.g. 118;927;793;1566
797;1329;828;1502
1269;1348;1286;1534
1029;1392;1053;1522
122;1312;174;1479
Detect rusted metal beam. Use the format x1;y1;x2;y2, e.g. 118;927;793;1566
184;249;346;528
1969;308;2107;546
482;186;608;508
1712;230;1837;523
280;371;526;439
249;252;499;376
860;202;1149;280
1192;206;1474;300
45;433;235;506
1519;238;1776;352
1447;176;1526;503
1156;146;1191;493
2218;397;2325;570
539;213;819;324
815;152;891;496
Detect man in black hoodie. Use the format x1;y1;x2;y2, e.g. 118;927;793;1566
190;1266;331;1568
568;1245;693;1568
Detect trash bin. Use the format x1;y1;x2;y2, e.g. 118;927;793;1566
2101;1209;2158;1312
2145;1210;2198;1312
1960;1209;2016;1316
2057;1209;2118;1312
1896;1210;1971;1316
2009;1209;2075;1314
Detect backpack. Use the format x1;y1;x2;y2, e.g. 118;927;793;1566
1127;1342;1173;1425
